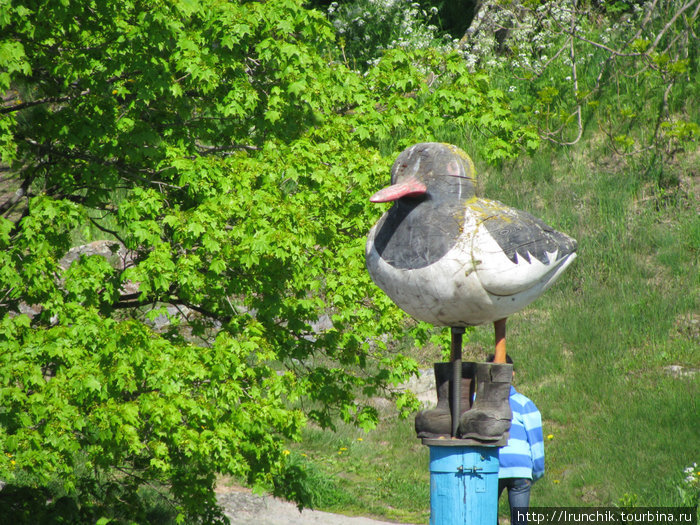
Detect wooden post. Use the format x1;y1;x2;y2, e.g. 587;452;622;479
427;444;500;525
450;327;465;438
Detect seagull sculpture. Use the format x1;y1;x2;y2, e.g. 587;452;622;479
366;142;577;439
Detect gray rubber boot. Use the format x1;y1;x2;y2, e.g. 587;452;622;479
458;362;513;441
415;362;475;438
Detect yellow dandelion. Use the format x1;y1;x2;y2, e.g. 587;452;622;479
11;460;16;465
301;453;307;458
357;438;363;442
547;434;554;440
553;479;560;484
282;449;290;456
112;89;118;95
339;447;347;451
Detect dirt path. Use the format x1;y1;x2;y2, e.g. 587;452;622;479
216;486;421;525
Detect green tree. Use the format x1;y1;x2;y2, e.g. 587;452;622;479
0;0;533;521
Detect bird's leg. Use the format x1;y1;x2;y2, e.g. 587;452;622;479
450;326;465;438
494;318;507;364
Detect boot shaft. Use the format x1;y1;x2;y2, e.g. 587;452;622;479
476;361;513;383
458;361;513;442
433;361;475;411
415;361;476;438
474;362;513;404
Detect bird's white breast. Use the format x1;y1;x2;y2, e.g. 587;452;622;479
365;206;577;326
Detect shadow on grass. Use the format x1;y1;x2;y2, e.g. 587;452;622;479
0;483;176;524
0;484;80;524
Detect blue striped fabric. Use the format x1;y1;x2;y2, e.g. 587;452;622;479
498;386;545;481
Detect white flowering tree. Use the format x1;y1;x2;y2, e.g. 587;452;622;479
323;0;450;68
458;0;699;153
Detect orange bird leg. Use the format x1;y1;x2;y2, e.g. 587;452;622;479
494;318;507;364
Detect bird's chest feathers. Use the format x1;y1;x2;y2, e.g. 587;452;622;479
373;199;464;269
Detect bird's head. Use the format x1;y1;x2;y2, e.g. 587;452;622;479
370;142;477;203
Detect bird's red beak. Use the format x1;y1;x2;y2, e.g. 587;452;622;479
369;177;427;203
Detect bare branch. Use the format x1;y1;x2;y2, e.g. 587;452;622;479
564;30;645;58
538;42;570;75
113;465;177;508
562;0;583;146
196;143;260;155
89;216;128;246
628;0;660;45
649;0;699;52
1;72;140;114
598;125;655;157
22;138;186;192
0;90;91;114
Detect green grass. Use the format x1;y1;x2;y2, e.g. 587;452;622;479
288;137;699;522
288;415;431;523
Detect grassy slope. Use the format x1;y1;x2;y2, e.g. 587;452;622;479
288;137;699;523
477;143;699;510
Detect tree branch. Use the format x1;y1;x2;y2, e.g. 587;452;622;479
1;90;90;115
561;0;583;146
1;72;140;114
89;216;128;246
649;0;698;52
628;0;660;45
22;138;185;192
564;30;645;58
196;143;260;156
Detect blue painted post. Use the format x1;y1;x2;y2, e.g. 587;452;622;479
427;444;500;525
